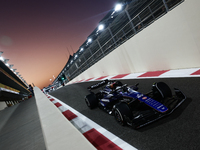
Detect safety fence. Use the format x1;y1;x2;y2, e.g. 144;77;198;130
61;0;184;83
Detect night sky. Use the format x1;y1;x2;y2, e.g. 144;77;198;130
0;0;118;89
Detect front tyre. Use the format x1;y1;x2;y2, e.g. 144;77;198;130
85;93;98;109
114;102;132;126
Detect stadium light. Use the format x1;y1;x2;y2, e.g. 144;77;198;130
12;69;16;72
74;54;78;59
115;3;123;12
4;59;9;63
98;24;104;31
80;48;84;52
9;64;14;68
88;38;92;43
6;63;9;67
0;56;4;61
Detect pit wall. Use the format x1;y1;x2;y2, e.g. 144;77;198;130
72;0;200;82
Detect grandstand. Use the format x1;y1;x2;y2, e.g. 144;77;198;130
52;0;183;87
0;59;30;109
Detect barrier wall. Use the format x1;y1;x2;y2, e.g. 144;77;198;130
0;102;7;110
71;0;200;82
34;87;96;150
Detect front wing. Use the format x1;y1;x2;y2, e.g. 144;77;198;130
126;89;186;129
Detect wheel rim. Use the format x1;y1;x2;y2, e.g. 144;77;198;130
114;108;123;124
85;98;90;107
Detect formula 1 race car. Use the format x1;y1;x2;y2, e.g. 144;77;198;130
85;80;128;114
85;79;186;129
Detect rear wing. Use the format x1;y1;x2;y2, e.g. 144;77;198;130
87;79;110;90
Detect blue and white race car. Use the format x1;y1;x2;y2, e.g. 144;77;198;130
85;79;186;129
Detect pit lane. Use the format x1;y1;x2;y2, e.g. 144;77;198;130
49;77;200;150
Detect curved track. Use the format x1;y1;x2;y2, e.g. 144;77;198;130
50;77;200;150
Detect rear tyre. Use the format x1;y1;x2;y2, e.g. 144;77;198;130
114;102;133;126
85;93;98;109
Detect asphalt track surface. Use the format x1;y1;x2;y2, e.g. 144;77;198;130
50;77;200;150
